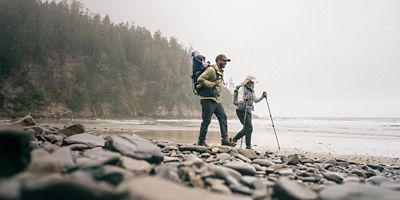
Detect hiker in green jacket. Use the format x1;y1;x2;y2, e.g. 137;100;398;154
196;54;235;147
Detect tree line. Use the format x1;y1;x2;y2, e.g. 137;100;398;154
0;0;234;118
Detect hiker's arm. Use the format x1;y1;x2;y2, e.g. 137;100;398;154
233;86;240;106
254;91;267;103
197;68;216;88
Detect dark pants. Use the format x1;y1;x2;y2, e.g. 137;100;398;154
198;99;228;143
233;109;253;147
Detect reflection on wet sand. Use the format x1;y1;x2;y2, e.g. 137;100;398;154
105;130;223;145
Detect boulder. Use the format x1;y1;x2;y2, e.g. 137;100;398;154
118;176;246;200
217;153;232;161
366;176;390;186
2;115;36;127
0;128;32;177
40;142;60;153
319;183;400;200
381;181;400;191
274;177;318;200
182;154;204;166
287;154;300;165
238;149;257;160
120;156;152;175
105;134;163;164
224;161;257;176
163;145;178;151
27;149;63;174
205;178;232;194
0;172;37;200
323;172;344;184
163;156;180;163
84;148;121;164
236;153;252;163
210;165;242;183
43;134;64;146
67;144;91;150
350;169;367;178
252;159;274;167
75;148;121;168
21;174;127;200
252;163;267;172
92;165;134;186
64;133;105;148
210;165;242;182
210;145;231;153
277;168;294;176
240;176;259;188
178;145;208;153
343;176;361;183
201;152;211;158
366;164;385;172
56;124;86;136
230;183;253;195
51;147;75;170
300;157;315;164
155;165;180;183
0;175;23;200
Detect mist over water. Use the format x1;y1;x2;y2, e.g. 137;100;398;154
73;0;400;118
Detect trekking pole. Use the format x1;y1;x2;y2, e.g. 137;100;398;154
265;97;280;150
240;100;248;149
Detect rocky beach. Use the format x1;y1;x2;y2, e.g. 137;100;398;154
1;115;400;200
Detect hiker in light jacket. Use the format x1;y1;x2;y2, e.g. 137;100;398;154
232;75;267;149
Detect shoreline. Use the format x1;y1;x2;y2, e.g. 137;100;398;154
256;147;400;166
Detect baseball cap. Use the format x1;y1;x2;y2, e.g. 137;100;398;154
215;54;231;62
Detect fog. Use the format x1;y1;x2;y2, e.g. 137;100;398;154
74;0;400;118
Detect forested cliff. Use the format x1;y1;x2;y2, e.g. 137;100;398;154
0;0;235;118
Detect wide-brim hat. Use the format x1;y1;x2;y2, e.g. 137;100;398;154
245;75;257;83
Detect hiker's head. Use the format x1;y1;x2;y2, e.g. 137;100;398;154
215;54;231;69
243;75;257;88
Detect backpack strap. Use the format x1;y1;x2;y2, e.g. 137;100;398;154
212;66;224;82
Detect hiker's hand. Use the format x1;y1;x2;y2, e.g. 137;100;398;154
215;80;222;86
262;91;267;97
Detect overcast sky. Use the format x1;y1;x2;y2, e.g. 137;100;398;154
74;0;400;118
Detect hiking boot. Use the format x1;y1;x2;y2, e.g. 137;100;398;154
231;137;238;146
197;141;209;147
245;145;252;150
221;136;236;147
232;136;238;143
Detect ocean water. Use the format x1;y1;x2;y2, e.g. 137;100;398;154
66;117;400;158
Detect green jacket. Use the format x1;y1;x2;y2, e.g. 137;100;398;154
197;65;223;103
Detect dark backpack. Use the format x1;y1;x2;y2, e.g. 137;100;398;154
191;51;217;97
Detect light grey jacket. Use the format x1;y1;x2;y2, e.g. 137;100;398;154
233;85;264;112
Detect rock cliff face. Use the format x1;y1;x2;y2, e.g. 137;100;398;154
0;55;237;119
0;59;235;118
